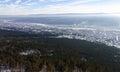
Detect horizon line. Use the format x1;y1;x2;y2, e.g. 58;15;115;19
0;12;120;16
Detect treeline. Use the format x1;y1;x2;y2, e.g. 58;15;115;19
0;38;119;72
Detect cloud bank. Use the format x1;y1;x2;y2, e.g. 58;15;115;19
0;0;120;15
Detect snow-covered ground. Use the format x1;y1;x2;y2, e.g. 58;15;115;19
0;19;120;48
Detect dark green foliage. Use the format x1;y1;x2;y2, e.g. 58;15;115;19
0;38;118;72
0;30;120;72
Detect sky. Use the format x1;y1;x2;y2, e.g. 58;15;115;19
0;0;120;15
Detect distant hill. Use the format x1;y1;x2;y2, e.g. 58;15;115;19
28;13;107;16
0;13;118;17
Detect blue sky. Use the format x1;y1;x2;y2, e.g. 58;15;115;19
0;0;120;15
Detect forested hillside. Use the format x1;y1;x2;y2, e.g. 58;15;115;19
0;30;120;72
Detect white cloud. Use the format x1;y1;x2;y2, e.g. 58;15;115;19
68;0;99;6
25;2;37;6
21;0;32;5
39;0;45;2
0;0;120;15
39;0;65;2
28;2;120;14
15;0;22;4
0;0;10;3
49;0;65;2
